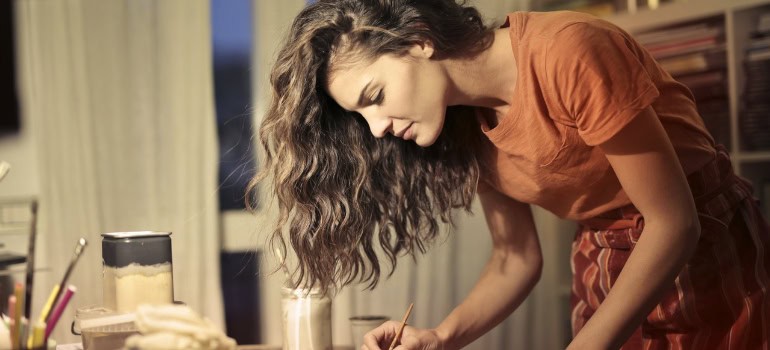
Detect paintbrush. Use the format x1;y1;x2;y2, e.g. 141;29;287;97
0;161;10;182
274;247;291;280
43;238;87;323
22;201;38;349
23;202;38;318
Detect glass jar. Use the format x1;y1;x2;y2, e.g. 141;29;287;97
281;287;333;350
101;231;174;312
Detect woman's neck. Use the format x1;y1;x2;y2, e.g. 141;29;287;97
442;28;518;116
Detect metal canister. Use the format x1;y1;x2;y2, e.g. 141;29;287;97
281;287;333;350
101;231;174;312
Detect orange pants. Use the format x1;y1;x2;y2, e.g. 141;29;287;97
572;148;770;349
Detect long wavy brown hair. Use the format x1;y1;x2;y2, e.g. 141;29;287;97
248;0;494;293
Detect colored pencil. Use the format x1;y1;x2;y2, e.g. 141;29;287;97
45;285;76;339
31;321;45;348
13;283;23;350
9;295;16;350
37;285;60;325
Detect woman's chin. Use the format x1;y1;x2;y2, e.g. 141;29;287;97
415;132;439;147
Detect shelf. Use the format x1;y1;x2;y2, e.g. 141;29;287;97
603;0;770;32
737;151;770;163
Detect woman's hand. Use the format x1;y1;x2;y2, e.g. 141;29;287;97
361;321;445;350
361;194;542;350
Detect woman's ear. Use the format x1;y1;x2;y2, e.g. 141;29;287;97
420;40;435;58
410;40;435;59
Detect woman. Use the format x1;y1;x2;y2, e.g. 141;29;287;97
250;0;770;349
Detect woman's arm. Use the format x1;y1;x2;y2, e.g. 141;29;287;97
567;106;702;349
434;189;544;349
363;188;544;350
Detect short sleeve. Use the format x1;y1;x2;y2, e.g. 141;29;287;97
546;22;660;146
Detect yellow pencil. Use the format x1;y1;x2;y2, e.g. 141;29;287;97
13;283;23;350
38;285;60;324
31;321;46;348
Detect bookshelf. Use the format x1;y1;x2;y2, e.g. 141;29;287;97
602;0;770;220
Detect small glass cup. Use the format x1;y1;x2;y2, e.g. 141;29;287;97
281;287;332;350
349;315;389;350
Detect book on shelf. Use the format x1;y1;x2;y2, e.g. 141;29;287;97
572;2;615;17
658;50;726;76
748;37;770;51
676;70;725;87
635;23;723;47
636;20;725;75
748;48;770;62
647;39;723;60
534;0;620;16
758;12;770;33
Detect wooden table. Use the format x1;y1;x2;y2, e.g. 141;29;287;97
237;346;353;350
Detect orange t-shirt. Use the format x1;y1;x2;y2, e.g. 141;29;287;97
478;11;716;221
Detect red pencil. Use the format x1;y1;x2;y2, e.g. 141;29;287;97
44;285;76;339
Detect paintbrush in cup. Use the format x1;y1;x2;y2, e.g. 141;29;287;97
388;303;413;350
42;238;87;323
274;247;290;280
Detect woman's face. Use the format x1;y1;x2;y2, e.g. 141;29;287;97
326;44;449;147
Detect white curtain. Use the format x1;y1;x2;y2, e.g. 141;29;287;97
15;0;224;344
252;1;573;349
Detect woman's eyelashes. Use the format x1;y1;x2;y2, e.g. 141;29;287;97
372;88;384;105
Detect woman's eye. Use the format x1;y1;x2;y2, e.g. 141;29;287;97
372;89;384;104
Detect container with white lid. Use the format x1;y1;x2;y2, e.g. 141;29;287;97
73;306;138;350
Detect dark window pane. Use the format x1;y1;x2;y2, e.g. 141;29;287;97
212;0;256;210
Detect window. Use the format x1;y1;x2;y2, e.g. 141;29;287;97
212;0;257;210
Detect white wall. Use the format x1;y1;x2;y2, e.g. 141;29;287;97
0;121;40;198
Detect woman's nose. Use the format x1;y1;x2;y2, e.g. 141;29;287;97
361;110;392;138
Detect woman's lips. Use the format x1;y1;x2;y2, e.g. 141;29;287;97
402;123;414;140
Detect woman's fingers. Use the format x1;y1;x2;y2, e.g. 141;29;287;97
363;320;403;350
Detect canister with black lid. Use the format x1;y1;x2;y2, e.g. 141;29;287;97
101;231;174;312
